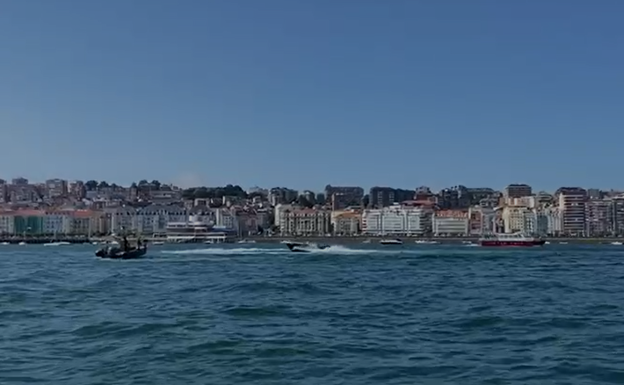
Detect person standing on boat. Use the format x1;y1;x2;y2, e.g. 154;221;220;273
122;235;129;252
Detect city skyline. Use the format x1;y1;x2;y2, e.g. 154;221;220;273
1;1;623;190
1;176;623;195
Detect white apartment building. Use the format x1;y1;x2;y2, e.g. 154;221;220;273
362;207;428;235
136;204;188;234
0;213;14;234
331;210;361;235
279;209;331;236
432;210;469;235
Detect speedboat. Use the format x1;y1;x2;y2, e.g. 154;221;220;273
611;241;623;245
285;242;330;253
95;245;148;259
380;239;403;245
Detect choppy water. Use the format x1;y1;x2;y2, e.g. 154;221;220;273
2;243;624;384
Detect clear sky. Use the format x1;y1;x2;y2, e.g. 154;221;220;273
1;1;622;192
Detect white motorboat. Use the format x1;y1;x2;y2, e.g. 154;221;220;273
380;239;403;245
284;242;330;253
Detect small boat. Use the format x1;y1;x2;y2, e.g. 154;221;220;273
380;239;403;245
285;242;330;253
0;242;9;245
415;240;438;244
18;241;26;246
43;241;71;247
95;245;148;259
237;239;256;244
611;241;623;245
152;241;165;246
479;232;545;247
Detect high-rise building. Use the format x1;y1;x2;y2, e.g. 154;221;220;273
555;187;587;236
436;186;471;210
368;187;414;208
504;184;532;198
45;179;69;199
12;177;28;185
324;185;364;210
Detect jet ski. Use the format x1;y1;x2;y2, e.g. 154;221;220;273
95;245;147;259
285;242;330;253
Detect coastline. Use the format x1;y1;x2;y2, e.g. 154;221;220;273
3;235;624;245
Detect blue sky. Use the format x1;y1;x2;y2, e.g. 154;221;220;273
0;1;623;192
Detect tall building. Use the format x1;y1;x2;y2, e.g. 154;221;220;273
45;179;69;199
324;185;364;210
586;199;610;236
368;187;414;208
436;186;471;210
504;184;532;198
555;187;587;236
268;188;298;206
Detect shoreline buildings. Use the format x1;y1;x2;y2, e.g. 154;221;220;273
0;178;624;238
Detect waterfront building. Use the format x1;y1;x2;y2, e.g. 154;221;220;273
432;210;469;236
274;204;293;229
502;206;529;233
279;208;331;236
215;208;238;231
110;206;138;234
136;204;187;235
504;184;532;199
468;206;496;235
608;196;624;236
331;210;361;235
544;206;563;236
362;207;428;235
13;210;45;235
586;199;610;236
556;187;587;236
43;211;72;235
0;212;14;234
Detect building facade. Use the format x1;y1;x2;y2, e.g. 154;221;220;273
432;210;469;236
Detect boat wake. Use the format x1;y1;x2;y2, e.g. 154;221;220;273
162;245;375;256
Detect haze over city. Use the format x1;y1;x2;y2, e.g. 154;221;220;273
1;1;623;191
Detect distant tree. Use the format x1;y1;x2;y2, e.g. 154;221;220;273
85;180;98;190
362;194;370;208
98;181;109;188
138;180;149;186
151;180;161;190
111;183;119;189
316;193;326;204
130;182;138;189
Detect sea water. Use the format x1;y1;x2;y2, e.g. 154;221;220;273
1;243;624;384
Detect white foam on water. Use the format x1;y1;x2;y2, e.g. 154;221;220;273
161;245;377;256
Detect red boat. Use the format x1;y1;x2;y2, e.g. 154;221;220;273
479;232;546;247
